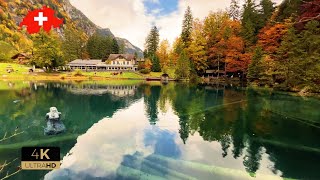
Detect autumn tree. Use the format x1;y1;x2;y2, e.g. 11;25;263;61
188;19;208;74
157;39;170;71
31;29;63;70
175;50;190;79
296;0;320;30
258;23;288;56
169;37;183;66
225;36;251;74
204;12;230;72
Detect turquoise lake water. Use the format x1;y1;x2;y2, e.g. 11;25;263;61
0;81;320;180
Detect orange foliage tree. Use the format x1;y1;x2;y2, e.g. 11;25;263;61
258;23;287;56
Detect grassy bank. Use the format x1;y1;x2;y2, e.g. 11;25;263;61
0;63;173;81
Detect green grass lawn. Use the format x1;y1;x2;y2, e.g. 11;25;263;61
82;71;144;79
0;63;31;75
0;81;30;90
0;63;177;80
141;68;176;79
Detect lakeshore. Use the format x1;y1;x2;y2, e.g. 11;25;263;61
0;63;175;81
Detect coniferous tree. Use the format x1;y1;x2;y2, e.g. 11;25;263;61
301;21;320;91
86;33;113;59
276;0;302;22
111;38;119;54
119;42;125;54
62;25;86;62
145;26;160;58
276;27;301;88
259;0;274;25
241;0;260;45
181;6;193;48
229;0;241;20
247;46;263;82
151;54;161;72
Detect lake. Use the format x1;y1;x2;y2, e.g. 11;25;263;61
0;81;320;180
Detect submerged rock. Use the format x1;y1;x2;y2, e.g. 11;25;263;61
44;120;66;135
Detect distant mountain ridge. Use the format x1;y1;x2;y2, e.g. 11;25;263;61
0;0;143;57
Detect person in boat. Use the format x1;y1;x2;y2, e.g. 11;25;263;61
44;107;66;135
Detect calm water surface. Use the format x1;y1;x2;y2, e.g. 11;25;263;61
0;81;320;180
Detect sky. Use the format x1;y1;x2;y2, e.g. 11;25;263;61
69;0;283;50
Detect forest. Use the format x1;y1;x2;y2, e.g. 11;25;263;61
143;0;320;92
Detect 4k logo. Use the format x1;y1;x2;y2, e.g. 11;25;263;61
32;149;50;159
21;147;60;170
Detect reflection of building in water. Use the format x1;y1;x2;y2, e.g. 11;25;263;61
106;85;137;97
67;84;138;97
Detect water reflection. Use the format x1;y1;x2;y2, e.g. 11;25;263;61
0;81;320;180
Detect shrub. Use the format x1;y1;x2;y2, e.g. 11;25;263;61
59;74;66;80
72;69;83;76
140;69;150;74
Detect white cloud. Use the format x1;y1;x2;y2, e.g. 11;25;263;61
69;0;284;50
144;0;160;5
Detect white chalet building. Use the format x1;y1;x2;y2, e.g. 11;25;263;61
68;54;138;71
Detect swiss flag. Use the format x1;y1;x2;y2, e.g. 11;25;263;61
20;6;64;34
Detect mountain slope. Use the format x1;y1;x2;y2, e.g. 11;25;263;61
0;0;142;58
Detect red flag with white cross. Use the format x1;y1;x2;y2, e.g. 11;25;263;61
20;6;64;34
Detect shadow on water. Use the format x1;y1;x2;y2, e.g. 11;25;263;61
0;81;320;179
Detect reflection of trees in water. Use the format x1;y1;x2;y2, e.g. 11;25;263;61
143;83;320;178
143;85;161;125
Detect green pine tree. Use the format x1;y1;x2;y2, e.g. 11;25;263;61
111;38;119;54
229;0;240;20
181;6;193;48
62;25;86;62
276;27;301;89
259;0;274;25
241;0;260;45
247;46;263;82
151;54;161;72
299;20;320;91
145;26;160;58
86;33;113;59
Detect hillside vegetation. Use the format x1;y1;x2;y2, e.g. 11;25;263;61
0;0;142;63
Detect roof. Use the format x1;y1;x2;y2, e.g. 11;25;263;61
108;54;135;61
206;70;215;74
11;53;30;59
68;59;102;66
